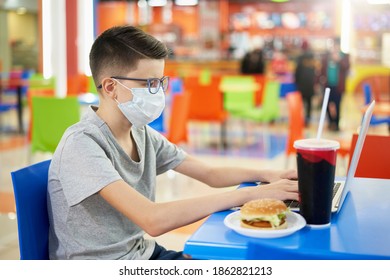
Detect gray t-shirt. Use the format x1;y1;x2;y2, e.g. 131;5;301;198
47;106;186;259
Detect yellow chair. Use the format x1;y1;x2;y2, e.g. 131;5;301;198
30;96;80;155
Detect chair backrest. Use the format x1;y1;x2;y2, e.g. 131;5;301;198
362;83;390;126
26;88;55;142
228;79;281;123
348;134;390;179
169;77;184;95
166;92;190;144
220;75;257;114
0;103;17;113
285;91;304;156
253;74;265;106
29;73;56;90
31;96;80;153
280;82;297;98
363;83;372;105
87;75;98;94
4;70;31;95
250;79;281;122
148;112;166;133
187;76;226;122
11;159;51;260
67;74;88;95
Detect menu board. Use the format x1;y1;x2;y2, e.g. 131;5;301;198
231;10;331;30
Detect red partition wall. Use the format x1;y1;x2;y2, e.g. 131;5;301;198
66;0;79;96
97;1;128;35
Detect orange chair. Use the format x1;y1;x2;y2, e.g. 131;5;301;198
183;75;200;91
166;92;190;145
253;74;265;106
187;76;225;121
187;76;228;148
348;133;390;179
67;74;88;95
338;138;351;159
285;92;304;167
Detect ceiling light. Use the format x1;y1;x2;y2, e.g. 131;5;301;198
175;0;198;6
149;0;167;6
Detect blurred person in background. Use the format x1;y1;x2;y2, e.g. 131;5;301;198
294;40;317;126
240;42;265;74
320;37;350;131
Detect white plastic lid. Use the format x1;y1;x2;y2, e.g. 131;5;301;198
293;138;340;151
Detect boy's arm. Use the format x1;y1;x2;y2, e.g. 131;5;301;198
173;154;297;188
99;157;298;237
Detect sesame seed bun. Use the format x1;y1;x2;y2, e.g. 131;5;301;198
241;199;287;218
240;199;288;230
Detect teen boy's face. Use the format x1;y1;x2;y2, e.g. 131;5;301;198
114;59;165;103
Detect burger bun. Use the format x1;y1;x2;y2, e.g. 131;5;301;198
240;198;288;230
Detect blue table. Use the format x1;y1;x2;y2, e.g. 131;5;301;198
183;178;390;259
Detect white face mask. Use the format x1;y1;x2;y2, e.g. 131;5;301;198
114;80;165;128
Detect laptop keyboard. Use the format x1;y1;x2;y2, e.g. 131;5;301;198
284;182;342;208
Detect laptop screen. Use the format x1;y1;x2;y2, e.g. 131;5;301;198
336;100;375;213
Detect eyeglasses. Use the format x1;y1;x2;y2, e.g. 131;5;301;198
98;76;169;94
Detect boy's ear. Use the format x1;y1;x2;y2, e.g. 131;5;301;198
101;78;116;97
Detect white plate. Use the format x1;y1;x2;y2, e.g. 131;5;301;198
224;211;306;238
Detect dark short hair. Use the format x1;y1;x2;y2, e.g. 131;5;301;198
89;25;169;88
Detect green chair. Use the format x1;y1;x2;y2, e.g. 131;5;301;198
30;96;80;155
87;75;98;94
29;73;56;90
234;80;281;123
220;75;258;117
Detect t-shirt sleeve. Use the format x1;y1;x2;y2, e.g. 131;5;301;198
57;130;122;207
145;126;187;175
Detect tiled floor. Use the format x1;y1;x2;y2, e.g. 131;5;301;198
0;93;387;260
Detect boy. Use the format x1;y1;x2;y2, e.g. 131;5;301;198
47;25;298;260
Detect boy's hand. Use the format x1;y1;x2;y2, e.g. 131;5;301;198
255;179;299;201
262;169;298;183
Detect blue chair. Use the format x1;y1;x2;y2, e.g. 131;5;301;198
0;103;17;113
169;77;184;95
363;83;390;126
0;102;18;133
280;82;297;98
148;113;166;133
10;159;51;260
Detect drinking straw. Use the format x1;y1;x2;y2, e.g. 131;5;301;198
317;87;330;139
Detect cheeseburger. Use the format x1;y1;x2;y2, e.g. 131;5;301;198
240;199;289;230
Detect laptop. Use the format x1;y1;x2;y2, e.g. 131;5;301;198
284;100;376;213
